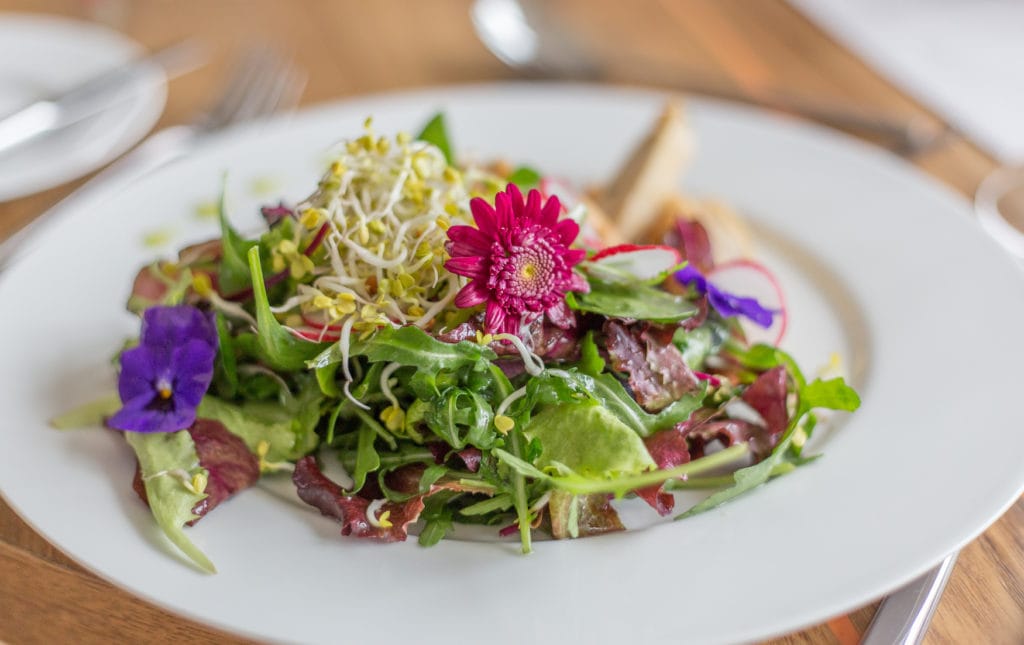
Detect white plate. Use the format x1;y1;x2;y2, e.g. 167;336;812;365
0;14;165;201
2;85;1023;644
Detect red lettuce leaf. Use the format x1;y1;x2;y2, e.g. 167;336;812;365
741;365;790;438
634;426;692;515
293;456;424;542
669;218;714;273
604;320;699;412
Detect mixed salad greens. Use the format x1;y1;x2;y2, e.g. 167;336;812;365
61;112;859;572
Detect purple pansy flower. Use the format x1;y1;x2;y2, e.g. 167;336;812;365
109;306;218;433
675;264;775;328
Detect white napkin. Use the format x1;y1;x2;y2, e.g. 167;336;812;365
790;0;1024;163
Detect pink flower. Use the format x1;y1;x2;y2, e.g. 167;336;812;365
445;185;587;335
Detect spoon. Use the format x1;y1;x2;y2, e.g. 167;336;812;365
471;0;947;156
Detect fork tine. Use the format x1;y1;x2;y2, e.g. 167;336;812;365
201;47;288;130
250;63;307;120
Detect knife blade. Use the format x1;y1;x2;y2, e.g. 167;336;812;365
0;39;203;156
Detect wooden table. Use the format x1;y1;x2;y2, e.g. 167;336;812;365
1;1;1021;643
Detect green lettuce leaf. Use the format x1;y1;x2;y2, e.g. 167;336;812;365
125;431;215;573
566;278;697;323
416;112;454;165
197;389;321;462
523;402;656;476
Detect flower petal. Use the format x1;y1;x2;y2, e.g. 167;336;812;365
169;340;217;407
553;218;580;246
446;225;492;256
141;306;217;352
444;256;487;279
707;287;776;328
454;281;490;308
493;190;513;231
566;270;589;293
675;265;708;293
485;301;515;335
470;197;498;233
506;184;526;220
539;194;561;227
564;248;586;267
523;188;541;223
117;345;161;403
109;405;195;433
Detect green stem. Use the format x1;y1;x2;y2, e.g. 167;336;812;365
553;444;750;496
509;431;533;554
352;407;398;450
663;475;736;490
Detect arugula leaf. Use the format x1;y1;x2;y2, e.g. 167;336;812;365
675;430;798;520
416;112;454;165
418;463;449;493
356;325;495;369
523;402;656;476
217;184;257;295
674;358;860;520
577;330;605;377
459;493;513;516
505;166;541;190
248;247;328;371
315;362;341;397
425;387;496;450
125;431;215;573
308;325;495;371
213;313;238;398
567;278;697;323
349;425;380;492
591;373;705;438
802;377;861;411
418;490;458;547
351;406;399;450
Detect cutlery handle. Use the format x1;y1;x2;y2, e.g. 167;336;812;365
862;553;957;645
0;125;195;273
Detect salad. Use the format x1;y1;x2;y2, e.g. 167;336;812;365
58;107;859;573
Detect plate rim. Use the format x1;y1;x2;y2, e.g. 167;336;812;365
1;81;1023;644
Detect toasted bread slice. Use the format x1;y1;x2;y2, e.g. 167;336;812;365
644;194;754;264
595;101;694;242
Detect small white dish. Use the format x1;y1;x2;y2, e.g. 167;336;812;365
0;13;165;201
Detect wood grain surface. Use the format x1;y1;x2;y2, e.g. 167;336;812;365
0;1;1021;643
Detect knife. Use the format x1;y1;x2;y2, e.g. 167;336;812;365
0;39;204;156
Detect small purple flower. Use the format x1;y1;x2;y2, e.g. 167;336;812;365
109;306;218;433
676;265;775;328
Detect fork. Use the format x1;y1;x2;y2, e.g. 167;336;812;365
0;47;306;273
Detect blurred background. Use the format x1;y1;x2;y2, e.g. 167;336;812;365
1;1;1021;643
